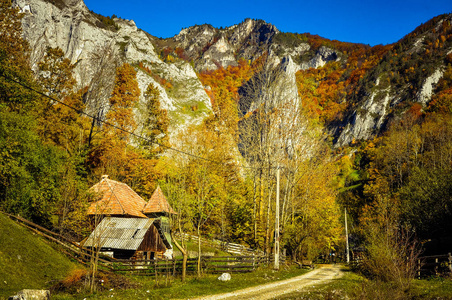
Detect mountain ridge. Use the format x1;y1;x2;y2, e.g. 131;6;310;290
13;0;452;146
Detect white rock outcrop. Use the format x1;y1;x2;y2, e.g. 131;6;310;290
14;0;211;132
416;68;444;105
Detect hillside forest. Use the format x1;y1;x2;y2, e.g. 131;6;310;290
1;0;452;283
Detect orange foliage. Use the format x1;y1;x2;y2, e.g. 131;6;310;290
407;103;424;119
296;62;347;123
296;44;392;124
199;58;257;129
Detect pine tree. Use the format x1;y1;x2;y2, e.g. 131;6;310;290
106;63;140;140
142;82;170;154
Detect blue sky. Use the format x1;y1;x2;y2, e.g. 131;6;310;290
84;0;452;46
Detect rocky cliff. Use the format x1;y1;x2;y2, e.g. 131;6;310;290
13;0;212;133
333;14;452;146
13;0;452;147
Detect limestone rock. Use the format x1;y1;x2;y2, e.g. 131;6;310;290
14;0;211;134
8;289;50;300
218;273;231;281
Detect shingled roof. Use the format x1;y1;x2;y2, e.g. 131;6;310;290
87;175;147;218
143;185;176;215
83;217;155;250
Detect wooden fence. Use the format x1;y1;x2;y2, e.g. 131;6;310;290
109;255;271;276
417;253;452;278
2;212;283;277
174;233;264;256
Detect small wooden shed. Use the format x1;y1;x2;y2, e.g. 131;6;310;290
83;217;171;260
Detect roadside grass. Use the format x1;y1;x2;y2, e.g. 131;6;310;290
0;213;78;299
277;265;452;300
53;264;310;300
410;276;452;299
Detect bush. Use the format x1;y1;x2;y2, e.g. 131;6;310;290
360;225;421;293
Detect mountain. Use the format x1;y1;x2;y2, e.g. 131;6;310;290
333;14;452;146
12;0;452;146
13;0;212;134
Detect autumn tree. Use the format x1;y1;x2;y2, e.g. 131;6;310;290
0;0;35;111
199;59;255;132
160;157;193;281
37;47;76;99
238;62;302;252
89;62;140;177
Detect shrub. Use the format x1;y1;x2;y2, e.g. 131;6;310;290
360;225;421;293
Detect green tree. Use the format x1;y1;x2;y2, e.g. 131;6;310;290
0;109;66;226
141;82;170;154
106;63;140;140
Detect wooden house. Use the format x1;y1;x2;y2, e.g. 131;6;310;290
83;217;171;260
142;185;176;246
84;176;176;259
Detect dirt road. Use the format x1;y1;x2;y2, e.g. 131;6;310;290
191;264;343;300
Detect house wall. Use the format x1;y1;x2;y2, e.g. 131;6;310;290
137;224;167;253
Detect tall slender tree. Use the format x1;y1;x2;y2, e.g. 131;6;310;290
141;82;170;154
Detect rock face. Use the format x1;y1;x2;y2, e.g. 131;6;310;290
166;18;341;74
333;14;452;146
170;19;280;72
14;0;336;135
13;0;212;132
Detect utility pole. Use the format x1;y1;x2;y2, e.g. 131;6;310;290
274;165;280;270
345;208;350;263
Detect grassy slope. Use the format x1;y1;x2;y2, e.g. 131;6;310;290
0;213;78;298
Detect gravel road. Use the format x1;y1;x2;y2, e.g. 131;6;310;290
191;264;343;300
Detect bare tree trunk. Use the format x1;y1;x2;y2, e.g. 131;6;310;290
197;225;202;278
253;174;257;245
265;184;273;255
171;232;187;282
259;171;264;248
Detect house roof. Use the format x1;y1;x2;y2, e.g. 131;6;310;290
143;185;176;215
83;217;156;250
87;176;148;218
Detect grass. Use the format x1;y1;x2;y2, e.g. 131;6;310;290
411;277;452;299
0;212;308;299
52;264;309;300
172;239;231;258
0;213;78;299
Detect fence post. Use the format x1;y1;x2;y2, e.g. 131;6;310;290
154;259;158;285
449;253;452;273
435;258;439;276
253;256;255;271
417;259;421;279
172;258;176;277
